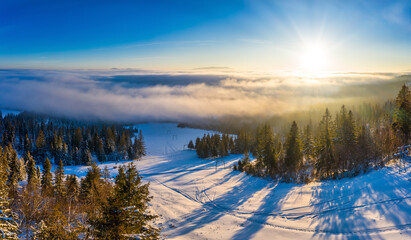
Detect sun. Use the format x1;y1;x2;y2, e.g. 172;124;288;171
300;44;329;73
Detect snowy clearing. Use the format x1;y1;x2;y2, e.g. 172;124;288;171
64;123;411;240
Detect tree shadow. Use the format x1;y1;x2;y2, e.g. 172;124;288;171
139;152;241;184
311;166;411;239
229;181;295;239
169;173;294;238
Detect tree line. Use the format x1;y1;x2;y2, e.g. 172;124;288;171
191;84;410;182
0;112;145;166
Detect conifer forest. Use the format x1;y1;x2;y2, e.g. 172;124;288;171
1;1;411;239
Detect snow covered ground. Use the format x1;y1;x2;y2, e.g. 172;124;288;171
65;123;411;240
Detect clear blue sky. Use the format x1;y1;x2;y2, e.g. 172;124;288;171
1;0;410;72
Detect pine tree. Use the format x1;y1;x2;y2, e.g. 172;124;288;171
97;139;106;162
92;163;158;239
54;160;65;198
302;124;313;160
196;139;205;158
119;132;128;158
284;121;302;179
71;147;81;166
65;175;79;203
0;146;19;239
210;134;219;157
255;124;276;175
136;130;146;157
356;125;374;171
7;145;19;198
35;130;46;162
36;166;41;183
221;134;229;156
233;128;250;154
72;127;83;149
219;141;227;157
392;84;411;144
41;158;53;196
54;134;64;165
105;127;116;155
23;134;31;155
26;151;39;191
187;140;194;149
195;137;201;149
315;109;335;179
79;162;102;203
334;106;357;173
81;148;92;166
16;157;26;181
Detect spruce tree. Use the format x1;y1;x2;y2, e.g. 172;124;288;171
7;145;19;198
36;166;41;183
302;124;313;160
136;130;146;157
54;160;65;198
35;130;46;162
16;157;26;181
357;125;374;171
195;137;201;149
41;158;53;195
92;163;158;239
255;124;276;175
284;121;302;179
334;106;357;173
105;127;116;155
23;134;32;154
26;151;39;191
72;127;83;149
187;140;194;149
392;84;411;144
119;132;128;157
79;162;102;203
65;175;79;203
0;147;19;240
315;109;335;179
97;139;106;162
81;148;92;166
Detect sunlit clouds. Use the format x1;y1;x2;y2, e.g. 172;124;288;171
0;69;408;122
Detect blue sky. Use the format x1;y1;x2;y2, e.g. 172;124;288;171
1;0;410;72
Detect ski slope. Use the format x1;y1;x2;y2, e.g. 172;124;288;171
65;123;411;240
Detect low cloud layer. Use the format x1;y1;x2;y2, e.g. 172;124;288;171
0;69;408;122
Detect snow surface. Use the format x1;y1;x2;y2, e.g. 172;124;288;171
64;123;411;240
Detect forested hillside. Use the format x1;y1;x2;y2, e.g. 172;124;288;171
189;84;410;182
0;112;145;166
0;114;157;239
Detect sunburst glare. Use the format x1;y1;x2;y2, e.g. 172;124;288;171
299;42;330;73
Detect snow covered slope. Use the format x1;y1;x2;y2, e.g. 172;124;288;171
66;123;411;240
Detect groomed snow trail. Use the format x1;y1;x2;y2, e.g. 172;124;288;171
65;123;411;240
